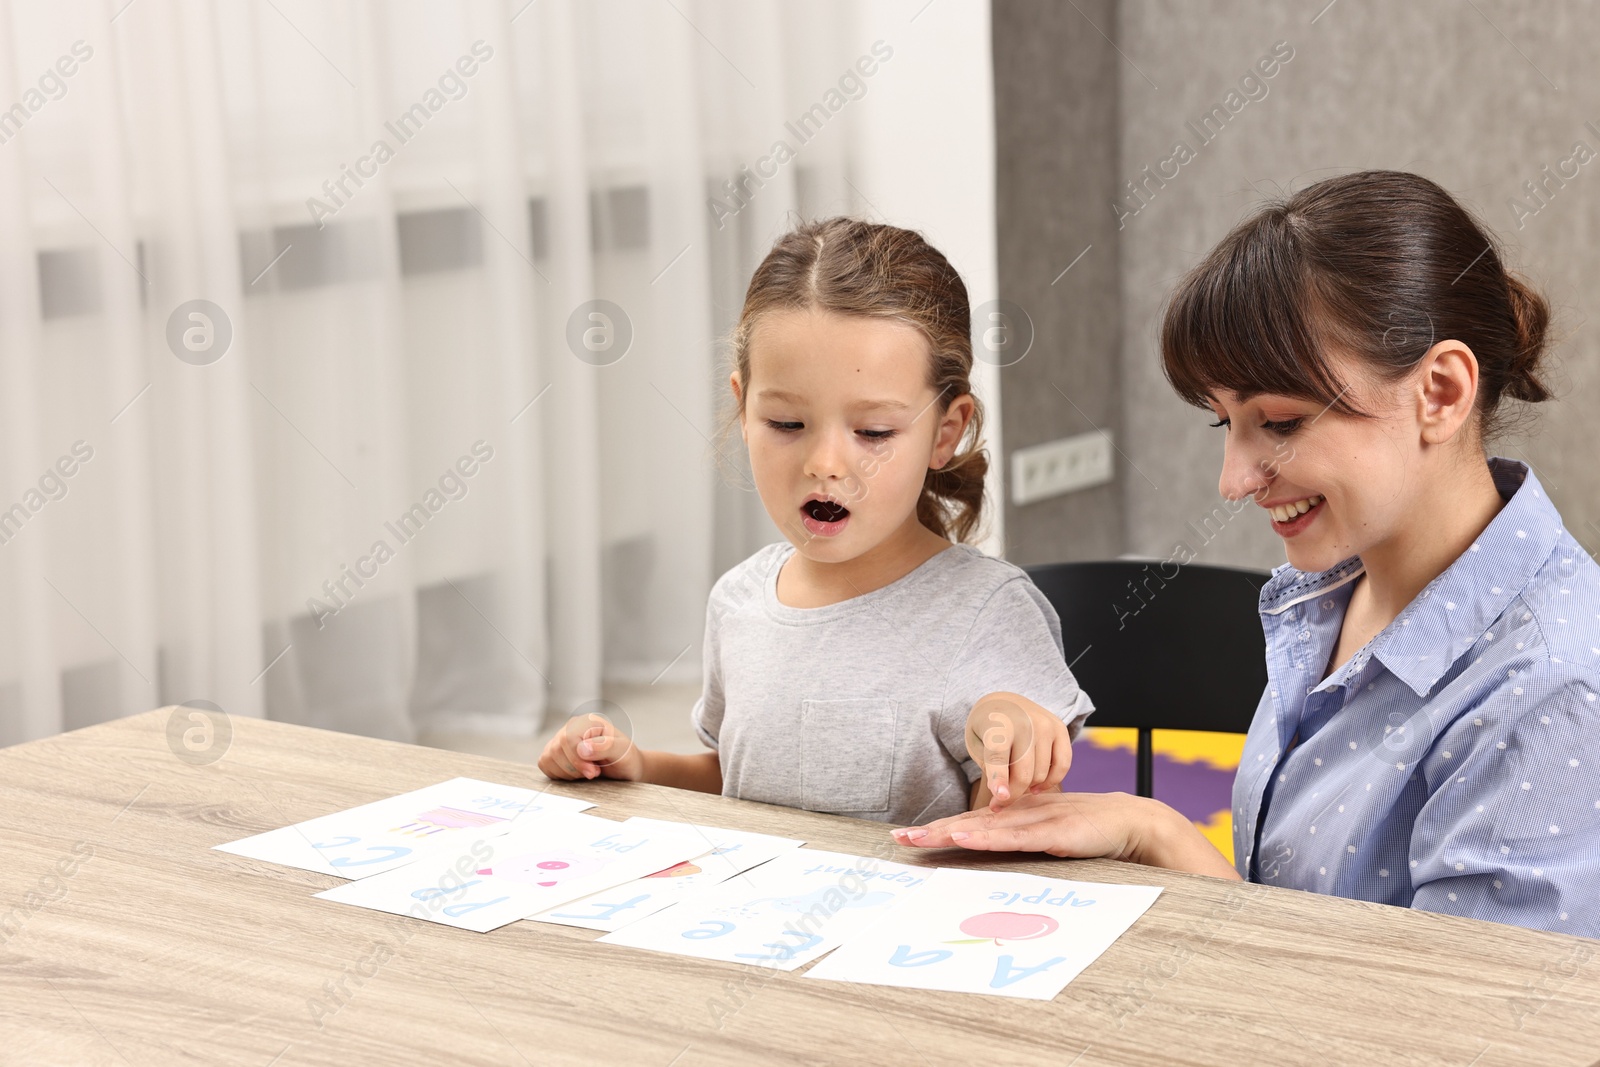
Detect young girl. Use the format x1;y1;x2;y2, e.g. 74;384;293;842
896;171;1600;938
538;218;1093;824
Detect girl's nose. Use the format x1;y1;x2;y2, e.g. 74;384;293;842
803;429;853;482
1218;433;1270;502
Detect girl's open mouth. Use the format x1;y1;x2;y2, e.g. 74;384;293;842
801;498;850;537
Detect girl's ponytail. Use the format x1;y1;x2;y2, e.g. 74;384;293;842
919;427;988;543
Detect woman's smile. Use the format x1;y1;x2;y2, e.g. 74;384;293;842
1263;493;1325;537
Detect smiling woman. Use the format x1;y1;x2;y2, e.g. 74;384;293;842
897;171;1600;939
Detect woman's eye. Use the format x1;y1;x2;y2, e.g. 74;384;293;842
765;420;803;432
858;429;897;440
1208;417;1230;429
1261;418;1304;435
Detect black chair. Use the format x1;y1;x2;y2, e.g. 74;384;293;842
1024;560;1271;798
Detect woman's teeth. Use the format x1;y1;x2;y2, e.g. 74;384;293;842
1270;495;1322;522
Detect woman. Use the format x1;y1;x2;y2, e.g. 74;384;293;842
893;170;1600;938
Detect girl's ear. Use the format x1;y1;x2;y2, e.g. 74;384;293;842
930;394;975;469
1416;339;1479;446
729;371;747;439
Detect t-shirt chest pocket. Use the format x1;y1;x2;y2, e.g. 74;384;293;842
799;698;898;813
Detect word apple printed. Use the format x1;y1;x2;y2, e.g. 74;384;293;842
313;812;704;933
530;818;805;932
214;777;594;879
596;848;929;970
803;867;1162;1000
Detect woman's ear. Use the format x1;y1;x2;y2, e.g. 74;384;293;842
930;394;976;469
1416;339;1479;446
729;371;747;440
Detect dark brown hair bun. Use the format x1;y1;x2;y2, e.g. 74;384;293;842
1161;169;1556;438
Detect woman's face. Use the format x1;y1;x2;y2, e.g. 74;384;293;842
1207;367;1422;574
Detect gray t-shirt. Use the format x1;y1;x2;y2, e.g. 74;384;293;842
692;542;1094;825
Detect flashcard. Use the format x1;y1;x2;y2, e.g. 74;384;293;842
529;818;805;932
596;848;929;971
802;867;1162;1000
312;812;705;932
214;777;595;879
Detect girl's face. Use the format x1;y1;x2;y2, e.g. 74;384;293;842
735;307;971;564
1207;370;1421;574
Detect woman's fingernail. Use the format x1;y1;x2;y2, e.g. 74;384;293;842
951;831;971;842
905;828;927;841
576;742;592;758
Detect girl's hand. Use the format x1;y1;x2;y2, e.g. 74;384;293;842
537;713;644;782
892;791;1242;880
964;692;1073;810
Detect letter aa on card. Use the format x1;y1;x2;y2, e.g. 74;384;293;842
314;812;706;933
213;776;595;879
596;848;929;971
529;818;805;933
803;867;1162;1000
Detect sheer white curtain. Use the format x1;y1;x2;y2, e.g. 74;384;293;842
0;0;998;746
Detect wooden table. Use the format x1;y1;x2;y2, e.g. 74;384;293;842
2;709;1597;1067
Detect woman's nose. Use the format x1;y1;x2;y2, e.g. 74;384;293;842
1218;433;1270;502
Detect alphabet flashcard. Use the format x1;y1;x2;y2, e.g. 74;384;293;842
802;867;1162;1000
529;818;804;932
313;812;704;932
214;777;595;879
596;848;929;971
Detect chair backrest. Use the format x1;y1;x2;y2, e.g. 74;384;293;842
1025;560;1271;736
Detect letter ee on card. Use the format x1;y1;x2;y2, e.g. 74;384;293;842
213;777;594;879
313;812;704;933
803;867;1162;1000
529;818;804;932
596;848;929;971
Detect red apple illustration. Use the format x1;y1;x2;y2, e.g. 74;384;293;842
945;911;1059;945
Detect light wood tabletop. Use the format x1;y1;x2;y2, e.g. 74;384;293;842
1;708;1597;1067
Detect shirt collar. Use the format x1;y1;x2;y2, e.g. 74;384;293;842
1258;458;1560;698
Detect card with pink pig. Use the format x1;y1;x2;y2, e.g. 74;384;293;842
214;777;595;879
312;811;704;932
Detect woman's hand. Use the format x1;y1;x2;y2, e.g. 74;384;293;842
893;791;1243;879
965;692;1073;809
537;713;644;782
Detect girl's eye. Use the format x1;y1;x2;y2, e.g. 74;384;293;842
858;429;897;440
765;420;803;432
1208;417;1230;429
1261;418;1303;435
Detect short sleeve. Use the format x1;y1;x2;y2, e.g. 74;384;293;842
937;577;1095;783
690;598;725;751
1409;671;1600;937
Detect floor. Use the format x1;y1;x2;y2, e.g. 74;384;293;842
1066;727;1246;865
420;688;1245;865
418;682;706;764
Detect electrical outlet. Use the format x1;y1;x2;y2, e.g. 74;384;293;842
1010;430;1114;505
